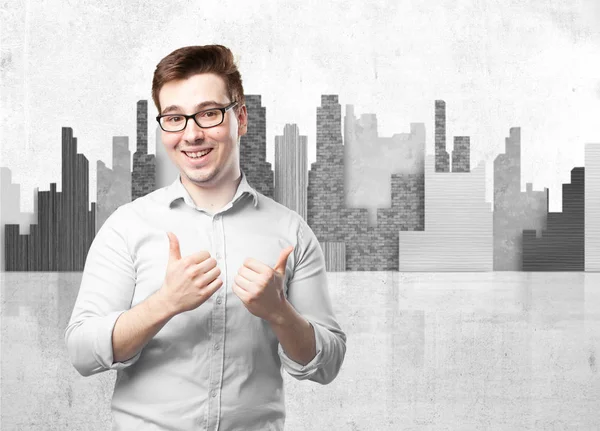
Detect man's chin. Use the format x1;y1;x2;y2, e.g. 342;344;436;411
183;170;218;185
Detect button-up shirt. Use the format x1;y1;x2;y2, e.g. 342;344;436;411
64;170;346;431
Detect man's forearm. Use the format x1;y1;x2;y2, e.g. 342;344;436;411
112;290;176;363
269;301;316;366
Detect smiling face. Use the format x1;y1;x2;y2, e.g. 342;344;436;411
158;73;247;189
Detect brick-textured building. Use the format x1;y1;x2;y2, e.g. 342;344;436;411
308;95;424;271
435;100;450;172
239;95;274;198
452;136;470;173
132;100;156;200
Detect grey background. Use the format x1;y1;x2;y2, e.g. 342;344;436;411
2;0;600;429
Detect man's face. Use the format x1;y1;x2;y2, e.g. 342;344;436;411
158;73;247;188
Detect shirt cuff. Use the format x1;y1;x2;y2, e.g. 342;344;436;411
95;310;142;371
278;320;326;380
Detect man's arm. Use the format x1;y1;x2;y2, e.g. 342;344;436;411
64;207;141;376
111;291;174;362
277;217;347;384
111;231;222;362
268;300;316;366
65;216;222;375
232;217;347;384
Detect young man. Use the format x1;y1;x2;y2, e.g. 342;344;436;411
64;45;346;431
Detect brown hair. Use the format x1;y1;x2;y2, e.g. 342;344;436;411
151;45;245;113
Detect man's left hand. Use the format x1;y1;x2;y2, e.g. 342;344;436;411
233;246;294;324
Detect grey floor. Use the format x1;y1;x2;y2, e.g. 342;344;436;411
2;271;599;430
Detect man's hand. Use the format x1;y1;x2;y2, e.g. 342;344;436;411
157;232;223;316
232;246;294;324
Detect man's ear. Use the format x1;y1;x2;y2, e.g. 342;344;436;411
237;104;248;137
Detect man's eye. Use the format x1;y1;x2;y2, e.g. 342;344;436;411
167;116;182;122
200;110;218;118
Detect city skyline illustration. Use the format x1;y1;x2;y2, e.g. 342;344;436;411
2;95;600;272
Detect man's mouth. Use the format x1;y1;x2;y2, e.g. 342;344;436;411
183;148;213;161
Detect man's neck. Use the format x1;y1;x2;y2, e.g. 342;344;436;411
181;171;243;214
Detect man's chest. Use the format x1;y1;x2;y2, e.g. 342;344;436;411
128;213;292;308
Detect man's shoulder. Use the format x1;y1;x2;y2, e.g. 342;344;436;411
103;185;172;227
253;191;305;222
249;192;315;241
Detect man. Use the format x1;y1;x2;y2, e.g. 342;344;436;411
64;44;346;430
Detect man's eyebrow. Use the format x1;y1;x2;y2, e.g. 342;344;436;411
161;101;223;115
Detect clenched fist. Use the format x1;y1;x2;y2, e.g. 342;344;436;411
157;232;223;315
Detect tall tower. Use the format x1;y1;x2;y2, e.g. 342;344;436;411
274;124;308;220
435;100;450;172
132;100;156;200
239;95;274;197
452;136;470;172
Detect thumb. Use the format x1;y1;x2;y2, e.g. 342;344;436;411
274;246;294;275
167;232;181;263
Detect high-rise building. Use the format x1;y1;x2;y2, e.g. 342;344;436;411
435;100;450;172
5;127;95;271
452;136;470;173
132;100;156;200
274;124;308;221
585;143;600;271
239;95;273;198
523;167;585;271
493;127;547;270
0;168;37;271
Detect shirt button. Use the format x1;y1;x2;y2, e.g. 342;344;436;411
211;390;217;398
214;343;220;350
216;296;222;304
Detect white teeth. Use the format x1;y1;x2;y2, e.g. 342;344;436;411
185;149;211;158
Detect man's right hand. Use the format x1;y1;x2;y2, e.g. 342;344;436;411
157;231;223;315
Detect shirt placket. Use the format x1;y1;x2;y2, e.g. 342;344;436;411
206;212;227;431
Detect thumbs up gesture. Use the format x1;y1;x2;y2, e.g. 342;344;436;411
232;246;294;324
158;232;223;316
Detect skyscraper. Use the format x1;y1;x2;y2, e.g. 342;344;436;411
132;100;156;200
239;95;273;198
585;143;600;271
274;124;308;221
435;100;450;172
452;136;470;173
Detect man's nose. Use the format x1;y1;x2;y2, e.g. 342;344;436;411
182;117;205;142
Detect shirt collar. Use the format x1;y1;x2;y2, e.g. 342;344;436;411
166;169;259;209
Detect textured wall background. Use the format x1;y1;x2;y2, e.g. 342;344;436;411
2;0;600;429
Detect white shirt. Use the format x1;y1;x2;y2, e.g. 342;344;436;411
64;170;346;431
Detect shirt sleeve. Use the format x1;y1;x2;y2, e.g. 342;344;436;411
64;206;141;377
278;216;347;385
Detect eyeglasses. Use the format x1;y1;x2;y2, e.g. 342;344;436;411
156;101;238;132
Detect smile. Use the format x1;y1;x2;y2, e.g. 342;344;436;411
183;148;213;162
